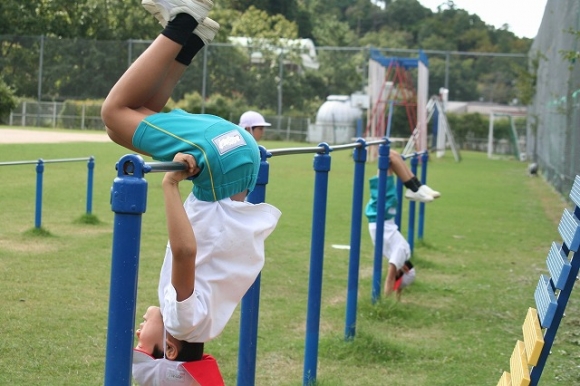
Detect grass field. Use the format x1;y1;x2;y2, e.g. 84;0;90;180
0;128;578;385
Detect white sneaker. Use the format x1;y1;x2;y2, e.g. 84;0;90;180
422;185;441;199
142;0;213;26
405;186;434;203
193;17;220;45
142;0;168;27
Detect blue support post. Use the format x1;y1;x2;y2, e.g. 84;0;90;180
395;176;403;230
418;152;429;240
86;156;95;215
104;154;148;386
35;159;44;229
238;146;270;386
303;143;331;386
407;156;419;253
344;139;367;341
355;118;363;137
431;106;439;150
371;140;391;304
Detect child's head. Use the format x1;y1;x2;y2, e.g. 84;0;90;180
135;306;203;362
394;261;416;291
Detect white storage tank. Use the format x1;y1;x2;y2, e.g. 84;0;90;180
308;95;363;144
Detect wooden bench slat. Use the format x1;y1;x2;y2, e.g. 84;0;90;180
497;371;512;386
510;340;531;386
558;209;580;252
522;307;544;366
534;275;558;328
546;242;571;289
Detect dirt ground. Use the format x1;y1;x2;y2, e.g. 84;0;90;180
0;128;112;144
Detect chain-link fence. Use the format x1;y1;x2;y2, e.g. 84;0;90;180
527;0;580;197
2;34;531;150
1;35;528;107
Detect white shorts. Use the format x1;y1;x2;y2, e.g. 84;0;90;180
368;220;411;271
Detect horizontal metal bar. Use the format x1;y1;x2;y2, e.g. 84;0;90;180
269;146;326;156
0;157;92;166
269;138;388;157
401;150;428;160
331;142;363;151
141;138;390;166
365;139;388;146
143;162;187;173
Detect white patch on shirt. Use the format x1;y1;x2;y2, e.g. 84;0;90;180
164;368;187;383
212;130;246;155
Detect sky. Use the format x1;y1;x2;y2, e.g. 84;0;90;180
416;0;548;38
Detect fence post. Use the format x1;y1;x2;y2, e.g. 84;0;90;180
237;146;270;386
104;154;148;386
395;176;403;229
81;104;86;130
303;143;331;386
86;156;95;215
35;159;44;229
344;139;367;340
52;101;57;128
407;156;419;253
418;152;429;240
371;140;391;304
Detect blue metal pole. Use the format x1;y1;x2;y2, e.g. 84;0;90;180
407;156;419;253
303;143;331;386
395;176;403;230
86;156;95;215
344;139;367;341
104;154;148;386
432;106;439;150
238;146;270;386
35;159;44;229
418;152;429;240
355;118;363;137
371;141;391;304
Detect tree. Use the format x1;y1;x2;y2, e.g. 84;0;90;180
230;6;298;39
0;76;17;123
218;0;299;23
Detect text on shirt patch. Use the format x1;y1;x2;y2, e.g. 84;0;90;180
212;130;246;155
164;368;187;383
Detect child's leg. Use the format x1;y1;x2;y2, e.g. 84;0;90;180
101;35;186;151
389;149;414;182
101;12;201;152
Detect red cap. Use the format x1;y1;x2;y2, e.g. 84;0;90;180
182;354;225;386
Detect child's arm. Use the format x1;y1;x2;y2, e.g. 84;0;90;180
162;153;200;302
383;263;397;297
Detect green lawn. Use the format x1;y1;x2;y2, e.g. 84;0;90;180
0;129;578;385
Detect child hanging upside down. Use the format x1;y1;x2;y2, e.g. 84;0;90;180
364;154;437;299
101;1;281;384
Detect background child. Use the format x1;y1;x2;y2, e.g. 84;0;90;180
365;170;420;299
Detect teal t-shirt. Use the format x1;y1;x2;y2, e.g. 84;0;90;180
133;110;259;202
365;175;398;223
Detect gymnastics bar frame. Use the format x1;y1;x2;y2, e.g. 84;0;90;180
104;139;434;386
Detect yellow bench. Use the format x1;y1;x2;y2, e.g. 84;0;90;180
497;307;545;386
496;371;511;386
510;340;530;386
522;307;544;366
